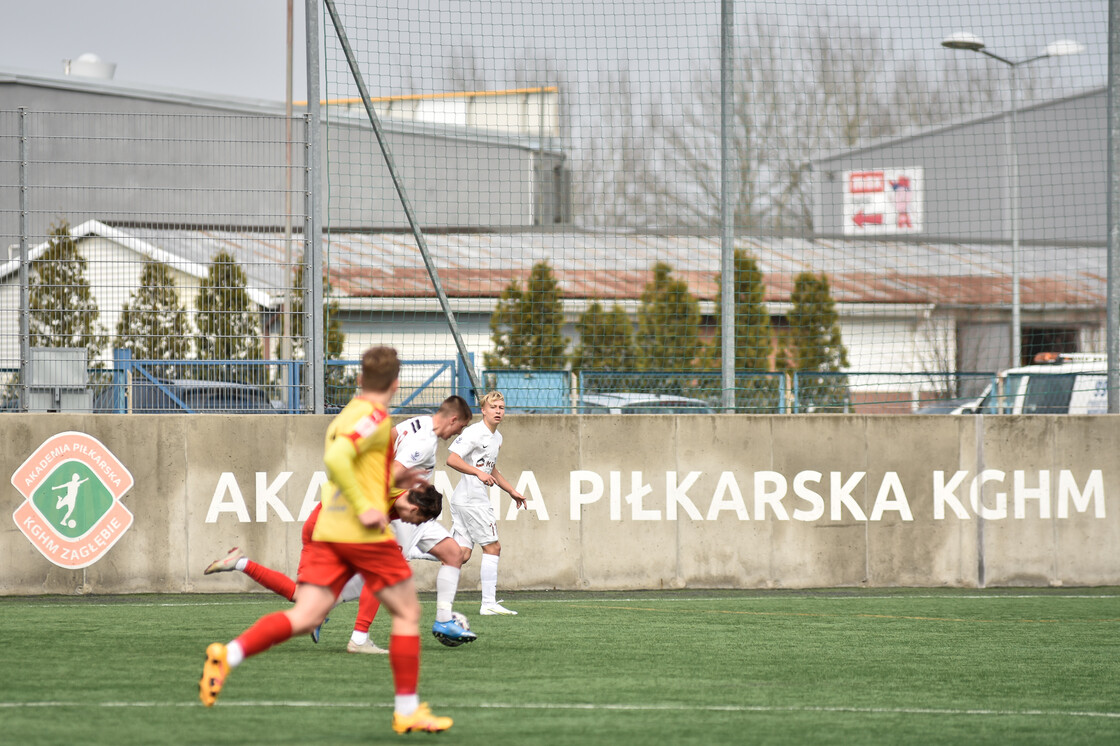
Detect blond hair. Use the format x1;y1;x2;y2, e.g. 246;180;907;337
478;390;505;409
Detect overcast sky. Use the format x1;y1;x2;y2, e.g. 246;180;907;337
0;1;1106;102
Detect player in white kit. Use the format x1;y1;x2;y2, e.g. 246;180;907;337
447;390;526;616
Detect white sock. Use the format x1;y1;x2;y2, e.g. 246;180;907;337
234;558;248;572
226;641;245;668
480;554;499;605
435;565;460;623
395;694;419;716
350;630;368;645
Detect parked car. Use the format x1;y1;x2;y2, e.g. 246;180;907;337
577;392;716;414
969;353;1108;415
95;379;280;414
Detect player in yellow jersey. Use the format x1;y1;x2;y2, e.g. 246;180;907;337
198;346;453;734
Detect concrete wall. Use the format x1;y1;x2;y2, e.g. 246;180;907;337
2;414;1117;595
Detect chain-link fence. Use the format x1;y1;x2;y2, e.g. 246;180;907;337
0;1;1113;414
0;111;314;412
317;0;1112;414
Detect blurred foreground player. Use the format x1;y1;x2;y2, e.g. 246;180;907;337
198;346;453;734
202;483;447;648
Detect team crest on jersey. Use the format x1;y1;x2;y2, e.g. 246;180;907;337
412;451;421;461
10;432;135;569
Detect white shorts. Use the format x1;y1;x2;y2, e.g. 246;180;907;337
338;572;364;603
449;500;498;547
391;518;453;561
333;519;452;605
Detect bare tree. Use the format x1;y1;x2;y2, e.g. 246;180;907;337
578;13;902;233
575;67;659;228
443;43;490;91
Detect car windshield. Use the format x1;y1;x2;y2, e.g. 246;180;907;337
1022;374;1076;414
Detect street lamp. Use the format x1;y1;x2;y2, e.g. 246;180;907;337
941;33;1085;370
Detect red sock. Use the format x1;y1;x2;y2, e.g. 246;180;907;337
234;611;294;659
388;634;420;695
243;560;297;602
354;584;380;633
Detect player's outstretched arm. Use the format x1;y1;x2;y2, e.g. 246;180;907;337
492;467;525;509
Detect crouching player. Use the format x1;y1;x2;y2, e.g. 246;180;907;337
351;395;476;648
198;346;453;734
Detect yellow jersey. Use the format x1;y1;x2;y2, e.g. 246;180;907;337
312;396;396;544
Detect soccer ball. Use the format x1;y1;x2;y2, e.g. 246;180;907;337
450;611;471;631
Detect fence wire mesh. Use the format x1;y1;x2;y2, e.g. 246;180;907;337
316;0;1108;414
0;1;1113;415
0;111;311;412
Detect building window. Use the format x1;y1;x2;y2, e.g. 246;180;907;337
1022;326;1078;366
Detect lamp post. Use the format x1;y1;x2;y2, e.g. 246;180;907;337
941;33;1084;370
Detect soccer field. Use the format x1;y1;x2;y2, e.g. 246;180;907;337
2;589;1118;745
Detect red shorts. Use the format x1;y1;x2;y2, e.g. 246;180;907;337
297;538;412;599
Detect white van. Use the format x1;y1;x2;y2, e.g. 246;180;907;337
971;353;1109;414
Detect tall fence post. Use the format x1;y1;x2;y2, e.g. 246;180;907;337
719;0;735;412
322;0;482;401
305;0;325;414
17;107;29;413
1109;0;1120;413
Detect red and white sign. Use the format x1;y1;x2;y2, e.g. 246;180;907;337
842;167;922;236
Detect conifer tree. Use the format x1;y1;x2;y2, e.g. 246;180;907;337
787;271;850;411
636;262;700;383
115;260;192;378
703;249;777;411
29;221;108;365
194;250;263;383
484;261;568;369
570;301;639;393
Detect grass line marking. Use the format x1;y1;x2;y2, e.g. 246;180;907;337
8;593;1119;611
576;604;1120;625
2;700;1118;719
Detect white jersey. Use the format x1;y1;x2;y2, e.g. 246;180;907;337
394;415;438;481
448;420;503;506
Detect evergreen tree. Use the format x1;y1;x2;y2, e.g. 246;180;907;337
194;250;263;383
636;263;700;388
570;301;639;393
786;271;850;412
484;261;568;369
703;249;777;411
29;221;108;365
115;260;192;378
282;262;355;409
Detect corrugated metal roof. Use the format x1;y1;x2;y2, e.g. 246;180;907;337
73;224;1111;308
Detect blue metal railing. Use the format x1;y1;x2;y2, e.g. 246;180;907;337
4;355;997;415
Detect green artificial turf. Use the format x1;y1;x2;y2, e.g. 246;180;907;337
1;589;1118;745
